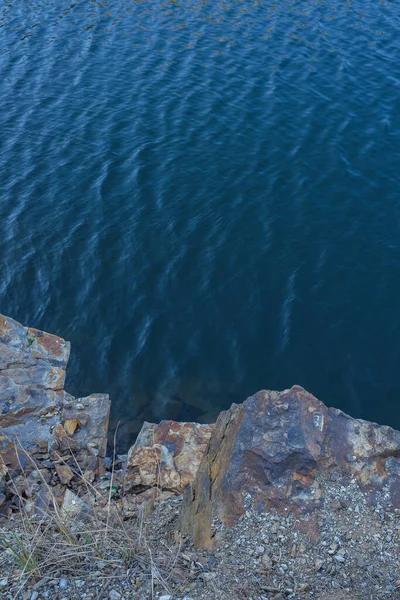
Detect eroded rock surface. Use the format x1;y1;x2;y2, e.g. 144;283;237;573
180;385;400;548
0;314;110;514
124;420;214;495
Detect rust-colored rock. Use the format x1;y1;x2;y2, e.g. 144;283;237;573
64;418;79;436
55;464;74;485
0;314;110;480
179;386;400;548
124;420;213;495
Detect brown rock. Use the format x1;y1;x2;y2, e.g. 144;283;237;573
55;464;74;485
124;420;213;495
179;386;400;548
0;314;110;492
64;419;79;436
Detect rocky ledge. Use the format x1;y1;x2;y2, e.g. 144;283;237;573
1;315;400;600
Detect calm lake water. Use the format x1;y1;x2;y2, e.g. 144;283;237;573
1;0;400;447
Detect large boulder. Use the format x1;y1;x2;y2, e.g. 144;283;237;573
0;314;110;478
179;386;400;548
124;420;214;495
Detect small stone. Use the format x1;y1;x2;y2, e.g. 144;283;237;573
31;593;39;600
202;573;216;582
315;558;324;571
59;578;68;590
356;557;366;568
0;579;8;587
385;535;392;542
158;596;172;600
255;545;265;555
109;591;122;600
331;580;341;589
273;594;285;600
335;554;345;563
346;454;357;462
330;499;342;511
261;553;272;569
64;419;79;436
55;464;74;485
329;542;339;553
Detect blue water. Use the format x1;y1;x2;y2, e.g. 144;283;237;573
1;0;400;447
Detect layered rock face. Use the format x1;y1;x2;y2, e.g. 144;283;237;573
0;314;110;510
179;386;400;548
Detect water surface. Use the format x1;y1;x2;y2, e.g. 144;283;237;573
1;0;400;447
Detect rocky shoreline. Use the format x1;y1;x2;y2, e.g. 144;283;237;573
1;314;400;599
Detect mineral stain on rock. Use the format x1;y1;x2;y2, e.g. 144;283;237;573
0;314;110;484
1;312;400;567
179;386;400;548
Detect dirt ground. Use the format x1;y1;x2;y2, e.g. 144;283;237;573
1;470;399;600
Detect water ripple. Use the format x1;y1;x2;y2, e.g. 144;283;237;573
1;0;400;448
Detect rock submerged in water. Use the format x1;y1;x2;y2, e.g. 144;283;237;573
179;386;400;548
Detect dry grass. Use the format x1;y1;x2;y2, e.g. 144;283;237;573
0;439;186;599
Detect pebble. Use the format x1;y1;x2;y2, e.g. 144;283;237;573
0;579;8;587
255;545;265;555
261;553;272;569
59;579;68;590
315;558;324;571
332;580;341;589
30;593;39;600
158;596;173;600
109;591;122;600
335;554;345;563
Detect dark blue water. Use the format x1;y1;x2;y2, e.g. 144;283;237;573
1;0;400;447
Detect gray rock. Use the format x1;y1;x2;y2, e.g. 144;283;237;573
335;554;345;563
59;578;68;590
179;385;400;549
109;591;122;600
315;558;324;571
0;314;110;487
30;592;39;600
